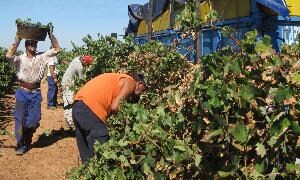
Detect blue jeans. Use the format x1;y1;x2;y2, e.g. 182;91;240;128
47;76;58;107
14;88;42;147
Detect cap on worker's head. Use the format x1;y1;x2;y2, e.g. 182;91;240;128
82;55;93;64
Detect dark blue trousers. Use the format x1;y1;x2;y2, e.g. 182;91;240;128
14;88;42;147
47;76;58;107
72;100;108;163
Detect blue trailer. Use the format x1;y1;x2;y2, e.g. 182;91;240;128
127;0;300;60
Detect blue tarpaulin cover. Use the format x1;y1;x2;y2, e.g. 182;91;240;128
126;0;169;35
141;0;169;20
126;4;143;35
128;4;144;20
256;0;290;20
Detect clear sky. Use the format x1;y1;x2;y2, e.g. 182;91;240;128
0;0;147;51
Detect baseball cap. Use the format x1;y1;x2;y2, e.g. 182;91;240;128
82;55;93;64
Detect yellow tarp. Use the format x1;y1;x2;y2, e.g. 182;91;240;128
137;0;299;35
199;2;211;22
286;0;300;16
206;0;250;21
138;0;250;35
137;5;171;35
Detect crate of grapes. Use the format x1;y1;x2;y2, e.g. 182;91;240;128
16;18;52;41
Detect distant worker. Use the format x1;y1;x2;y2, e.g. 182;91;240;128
6;28;60;155
46;54;59;109
72;72;147;163
61;55;93;128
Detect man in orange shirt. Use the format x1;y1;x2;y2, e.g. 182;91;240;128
72;72;147;162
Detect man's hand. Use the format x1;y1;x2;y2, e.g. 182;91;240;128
48;22;54;35
53;77;58;84
48;24;61;53
15;32;22;42
6;31;22;60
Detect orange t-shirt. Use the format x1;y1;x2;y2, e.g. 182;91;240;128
74;73;133;123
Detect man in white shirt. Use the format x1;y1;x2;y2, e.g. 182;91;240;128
6;29;60;155
61;55;93;128
47;55;59;109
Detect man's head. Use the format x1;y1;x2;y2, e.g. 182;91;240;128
131;72;147;95
80;55;93;66
25;40;38;53
126;72;147;103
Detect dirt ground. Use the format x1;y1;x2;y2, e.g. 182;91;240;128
0;79;79;180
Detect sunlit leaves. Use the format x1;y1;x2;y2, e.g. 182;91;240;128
255;143;266;157
0;47;15;96
239;85;261;102
65;30;300;179
229;122;249;144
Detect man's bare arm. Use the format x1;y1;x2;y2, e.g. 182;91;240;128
48;29;61;53
111;78;136;114
6;34;21;60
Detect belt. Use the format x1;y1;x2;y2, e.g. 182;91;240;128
19;81;41;90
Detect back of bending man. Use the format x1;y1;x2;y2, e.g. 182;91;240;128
72;72;146;162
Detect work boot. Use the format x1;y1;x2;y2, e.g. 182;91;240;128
15;144;27;155
24;127;36;146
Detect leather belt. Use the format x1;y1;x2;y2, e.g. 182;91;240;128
19;81;41;90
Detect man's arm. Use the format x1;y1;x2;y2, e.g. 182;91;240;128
48;28;61;53
111;78;136;114
6;33;21;62
77;67;83;80
74;64;85;84
41;30;61;62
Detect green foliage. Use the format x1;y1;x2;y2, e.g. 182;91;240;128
59;31;300;179
15;18;52;29
73;103;202;179
56;48;77;82
186;31;300;179
0;47;15;97
176;1;203;31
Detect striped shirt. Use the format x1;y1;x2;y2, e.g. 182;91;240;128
8;49;58;83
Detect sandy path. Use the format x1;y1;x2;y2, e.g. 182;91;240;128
0;79;79;180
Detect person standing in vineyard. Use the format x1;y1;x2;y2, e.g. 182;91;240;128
46;53;59;109
5;29;61;155
61;55;93;128
72;72;147;163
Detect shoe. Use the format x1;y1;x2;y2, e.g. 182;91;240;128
68;123;75;130
66;121;75;129
47;106;56;110
15;145;28;155
24;127;35;146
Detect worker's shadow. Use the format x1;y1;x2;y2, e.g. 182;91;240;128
31;127;75;148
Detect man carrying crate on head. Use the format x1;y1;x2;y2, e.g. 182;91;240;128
6;26;61;155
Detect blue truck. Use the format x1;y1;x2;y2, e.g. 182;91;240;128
126;0;300;60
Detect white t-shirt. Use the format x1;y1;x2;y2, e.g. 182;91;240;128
61;56;83;86
47;56;58;76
